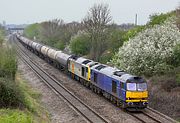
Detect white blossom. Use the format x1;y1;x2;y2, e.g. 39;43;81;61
111;17;180;75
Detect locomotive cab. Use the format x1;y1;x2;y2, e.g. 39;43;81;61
125;77;148;110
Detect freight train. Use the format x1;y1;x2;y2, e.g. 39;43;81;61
16;34;148;111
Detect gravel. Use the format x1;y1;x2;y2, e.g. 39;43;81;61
18;59;87;123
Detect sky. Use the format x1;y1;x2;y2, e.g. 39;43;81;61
0;0;179;25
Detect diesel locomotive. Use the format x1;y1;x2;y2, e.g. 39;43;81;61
16;34;148;110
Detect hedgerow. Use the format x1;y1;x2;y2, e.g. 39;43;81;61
0;47;17;80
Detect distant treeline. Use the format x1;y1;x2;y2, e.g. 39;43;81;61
24;4;136;63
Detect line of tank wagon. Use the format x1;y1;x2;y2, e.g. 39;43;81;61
16;34;148;111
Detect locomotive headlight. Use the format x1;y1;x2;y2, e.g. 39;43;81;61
143;102;148;105
127;102;133;105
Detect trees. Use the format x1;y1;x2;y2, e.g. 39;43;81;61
148;12;173;26
24;23;40;40
40;20;82;50
70;32;90;56
24;23;40;39
111;17;180;76
24;19;82;50
40;19;64;46
107;27;126;52
96;26;127;63
63;21;82;44
83;3;112;61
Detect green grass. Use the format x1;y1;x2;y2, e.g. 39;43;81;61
16;73;41;113
0;37;50;122
0;72;50;123
0;109;33;123
15;72;50;123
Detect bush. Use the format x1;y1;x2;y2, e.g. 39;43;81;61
99;50;113;64
0;47;17;80
0;37;3;46
54;41;65;50
0;78;26;108
148;12;174;26
148;67;180;120
70;32;90;56
107;28;126;52
111;17;180;76
123;26;145;41
171;44;180;67
0;28;5;46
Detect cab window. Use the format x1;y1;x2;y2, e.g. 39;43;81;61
137;83;147;91
127;83;136;91
127;83;147;91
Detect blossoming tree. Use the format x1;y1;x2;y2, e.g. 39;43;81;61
111;17;180;76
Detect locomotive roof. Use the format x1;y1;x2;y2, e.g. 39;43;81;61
119;74;145;83
91;65;143;83
75;57;94;66
99;66;117;76
76;57;88;63
90;63;101;69
91;63;107;70
88;61;99;67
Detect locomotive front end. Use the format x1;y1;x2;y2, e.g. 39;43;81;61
125;77;148;110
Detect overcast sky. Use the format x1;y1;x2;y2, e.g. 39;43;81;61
0;0;179;25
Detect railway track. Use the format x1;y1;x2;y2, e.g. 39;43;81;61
13;36;178;123
145;107;178;123
15;41;110;123
130;112;161;123
129;108;178;123
124;107;178;123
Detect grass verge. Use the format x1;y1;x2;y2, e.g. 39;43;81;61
0;72;50;123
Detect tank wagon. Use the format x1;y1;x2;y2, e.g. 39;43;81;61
16;34;148;110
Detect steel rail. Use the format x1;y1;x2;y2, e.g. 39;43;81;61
15;41;110;123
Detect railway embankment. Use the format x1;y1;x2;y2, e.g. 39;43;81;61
0;35;49;122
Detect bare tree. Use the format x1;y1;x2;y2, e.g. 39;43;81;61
40;19;82;50
62;21;82;44
40;19;64;45
83;3;112;61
